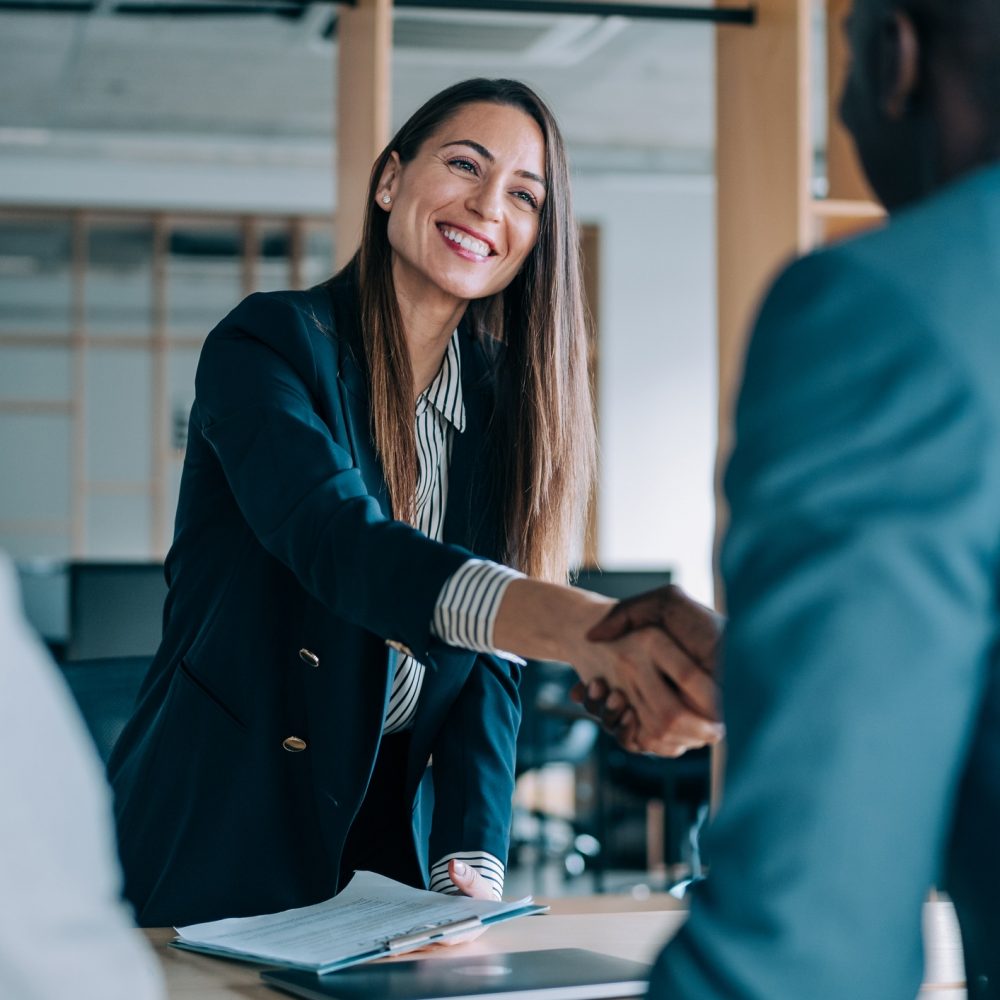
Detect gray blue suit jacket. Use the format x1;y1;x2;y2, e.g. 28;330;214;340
652;163;1000;998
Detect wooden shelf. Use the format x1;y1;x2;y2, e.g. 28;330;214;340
810;198;886;244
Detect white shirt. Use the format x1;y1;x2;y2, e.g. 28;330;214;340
0;553;165;1000
382;332;524;900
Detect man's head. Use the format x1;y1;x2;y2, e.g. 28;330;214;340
840;0;1000;211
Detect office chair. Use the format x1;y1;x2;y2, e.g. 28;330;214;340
511;659;603;890
601;739;711;879
59;656;152;765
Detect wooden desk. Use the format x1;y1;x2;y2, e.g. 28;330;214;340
146;895;967;999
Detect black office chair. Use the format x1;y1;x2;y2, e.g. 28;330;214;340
601;738;711;879
59;656;152;765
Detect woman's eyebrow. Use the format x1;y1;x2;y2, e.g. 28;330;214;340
441;139;547;188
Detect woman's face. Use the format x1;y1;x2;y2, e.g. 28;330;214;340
378;101;547;312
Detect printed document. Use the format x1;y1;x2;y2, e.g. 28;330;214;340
171;870;545;974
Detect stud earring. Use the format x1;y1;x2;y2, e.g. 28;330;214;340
381;194;391;205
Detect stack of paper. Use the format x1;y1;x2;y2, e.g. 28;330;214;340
171;871;547;974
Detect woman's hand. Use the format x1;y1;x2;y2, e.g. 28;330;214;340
446;858;496;901
421;861;492;948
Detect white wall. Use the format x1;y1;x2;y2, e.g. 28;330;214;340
575;174;717;605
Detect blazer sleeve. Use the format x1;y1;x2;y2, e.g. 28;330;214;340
650;250;1000;999
194;292;472;659
428;653;522;873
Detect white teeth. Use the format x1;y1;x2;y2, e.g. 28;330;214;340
440;226;491;258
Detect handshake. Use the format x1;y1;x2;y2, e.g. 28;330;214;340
496;581;725;758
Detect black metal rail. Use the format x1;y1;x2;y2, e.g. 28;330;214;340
0;0;756;24
369;1;756;24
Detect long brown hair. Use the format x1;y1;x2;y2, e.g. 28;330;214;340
345;78;595;583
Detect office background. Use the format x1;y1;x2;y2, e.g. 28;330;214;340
0;0;887;890
0;0;798;605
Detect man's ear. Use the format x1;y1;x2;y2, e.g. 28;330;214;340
881;9;921;120
376;151;401;210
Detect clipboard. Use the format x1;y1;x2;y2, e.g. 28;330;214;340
170;871;548;974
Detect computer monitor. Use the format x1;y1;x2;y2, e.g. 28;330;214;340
65;562;167;662
572;566;672;603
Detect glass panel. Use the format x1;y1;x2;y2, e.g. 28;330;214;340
0;218;73;335
166;221;243;338
0;413;72;521
256;221;292;293
84;493;151;559
0;345;72;401
84;349;152;483
302;224;335;288
85;220;155;338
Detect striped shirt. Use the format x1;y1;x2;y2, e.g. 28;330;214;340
381;330;523;901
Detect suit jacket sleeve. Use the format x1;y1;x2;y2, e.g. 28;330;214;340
194;291;472;660
428;652;522;874
650;250;999;999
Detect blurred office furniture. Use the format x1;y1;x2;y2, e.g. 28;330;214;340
602;741;711;878
59;656;151;765
16;558;70;659
512;659;602;890
17;559;167;662
512;568;685;891
66;562;166;661
572;567;710;881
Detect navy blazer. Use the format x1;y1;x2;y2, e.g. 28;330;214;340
108;270;521;927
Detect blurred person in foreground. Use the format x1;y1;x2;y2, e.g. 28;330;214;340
0;552;164;1000
593;0;1000;995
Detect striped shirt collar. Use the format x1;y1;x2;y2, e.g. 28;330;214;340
417;329;466;433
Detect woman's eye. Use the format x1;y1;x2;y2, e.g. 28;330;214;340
449;157;479;174
513;190;539;210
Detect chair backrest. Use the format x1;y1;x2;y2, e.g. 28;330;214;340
59;656;151;765
516;660;598;776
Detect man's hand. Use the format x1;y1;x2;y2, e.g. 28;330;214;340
570;678;643;753
587;584;723;675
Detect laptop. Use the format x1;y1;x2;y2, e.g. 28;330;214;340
261;947;650;1000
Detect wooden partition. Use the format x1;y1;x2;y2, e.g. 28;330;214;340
335;0;393;268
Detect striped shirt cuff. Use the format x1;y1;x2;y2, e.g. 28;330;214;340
432;559;526;664
429;851;505;901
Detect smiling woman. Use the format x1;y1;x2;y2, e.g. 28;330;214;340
355;80;588;579
106;77;722;930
